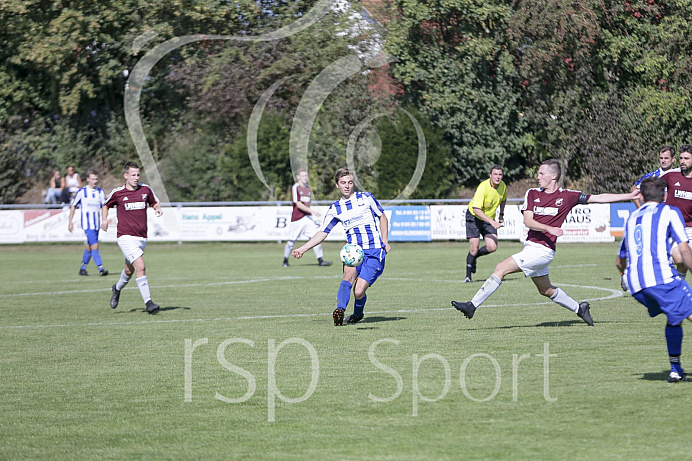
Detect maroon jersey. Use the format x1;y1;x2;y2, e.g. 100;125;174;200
291;183;312;222
105;184;159;238
520;187;590;251
662;171;692;227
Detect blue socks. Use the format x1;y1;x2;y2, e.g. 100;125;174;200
81;249;92;269
92;249;104;270
81;249;105;271
666;325;684;374
354;294;367;318
336;280;352;310
336;281;367;318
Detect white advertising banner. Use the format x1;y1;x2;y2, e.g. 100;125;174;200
0;210;25;243
176;206;346;242
430;205;524;240
553;203;614;243
0;204;611;243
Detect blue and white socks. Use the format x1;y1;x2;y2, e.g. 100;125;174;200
336;280;352;310
666;325;684;374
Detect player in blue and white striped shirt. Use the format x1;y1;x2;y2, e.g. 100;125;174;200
630;145;676;208
617;176;692;382
68;169;108;276
293;168;391;326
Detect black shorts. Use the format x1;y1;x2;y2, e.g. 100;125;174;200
465;212;498;239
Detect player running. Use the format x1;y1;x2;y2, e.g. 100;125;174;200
451;159;640;325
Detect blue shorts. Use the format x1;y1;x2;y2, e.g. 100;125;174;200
84;229;100;246
356;248;386;286
632;278;692;326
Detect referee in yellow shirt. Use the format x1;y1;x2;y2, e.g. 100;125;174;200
464;165;507;282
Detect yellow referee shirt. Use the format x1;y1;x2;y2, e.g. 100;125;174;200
468;178;507;219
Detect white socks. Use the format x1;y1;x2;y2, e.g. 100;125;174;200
136;276;151;303
116;270;131;291
550;288;579;313
471;274;502;307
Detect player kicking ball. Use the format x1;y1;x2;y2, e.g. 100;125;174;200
292;168;390;325
452;159;640;326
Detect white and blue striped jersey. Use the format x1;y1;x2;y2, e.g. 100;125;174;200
71;186;106;231
320;191;386;249
634;167;679;187
619;202;688;293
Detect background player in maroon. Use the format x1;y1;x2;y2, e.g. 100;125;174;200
662;145;692;279
102;162;163;314
282;169;332;267
452;159;640;325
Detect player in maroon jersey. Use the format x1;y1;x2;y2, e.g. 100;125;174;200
282;169;332;267
663;145;692;278
101;162;163;314
452;159;640;325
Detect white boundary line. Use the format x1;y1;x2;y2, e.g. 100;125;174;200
0;276;310;298
0;281;623;330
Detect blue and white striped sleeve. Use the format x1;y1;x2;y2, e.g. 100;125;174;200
365;192;384;216
319;204;340;234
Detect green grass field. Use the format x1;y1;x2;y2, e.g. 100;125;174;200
1;240;690;460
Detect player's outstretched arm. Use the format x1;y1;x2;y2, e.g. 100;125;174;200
630;184;643;209
588;190;641;204
292;231;328;259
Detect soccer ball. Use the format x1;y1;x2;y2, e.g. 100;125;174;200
340;243;364;267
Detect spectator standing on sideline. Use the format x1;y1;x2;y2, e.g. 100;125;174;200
292;168;390;326
452;159;640;326
102;162;162;314
44;170;65;204
282;169;332;268
631;145;676;208
617;176;692;383
68;169;108;276
464;165;507;282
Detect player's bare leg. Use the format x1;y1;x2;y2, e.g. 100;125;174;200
453;256;520;318
672;246;688;279
532;275;593;326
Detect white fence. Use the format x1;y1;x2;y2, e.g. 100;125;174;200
0;201;615;244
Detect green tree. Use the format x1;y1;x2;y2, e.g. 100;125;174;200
386;0;528;186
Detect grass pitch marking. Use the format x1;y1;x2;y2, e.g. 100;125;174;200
0;281;622;330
